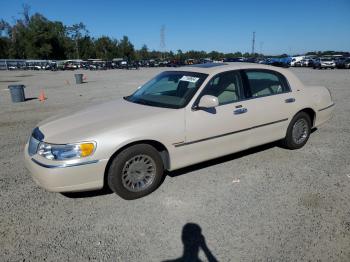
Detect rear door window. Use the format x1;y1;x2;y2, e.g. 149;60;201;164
243;70;290;99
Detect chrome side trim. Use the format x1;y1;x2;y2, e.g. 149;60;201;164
31;158;99;169
175;118;289;147
318;103;335;112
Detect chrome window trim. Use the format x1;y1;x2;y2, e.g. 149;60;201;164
191;68;293;110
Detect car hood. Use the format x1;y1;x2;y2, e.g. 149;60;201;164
38;98;172;143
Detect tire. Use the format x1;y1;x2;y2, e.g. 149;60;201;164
282;112;311;150
107;144;164;200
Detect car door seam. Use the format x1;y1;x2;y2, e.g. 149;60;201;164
173;118;288;147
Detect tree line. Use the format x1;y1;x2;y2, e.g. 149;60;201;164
0;9;253;62
0;6;136;60
0;5;348;61
0;5;261;61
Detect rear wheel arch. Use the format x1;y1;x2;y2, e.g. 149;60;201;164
282;111;312;149
297;108;316;127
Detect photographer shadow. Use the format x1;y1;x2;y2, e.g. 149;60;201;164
163;223;218;262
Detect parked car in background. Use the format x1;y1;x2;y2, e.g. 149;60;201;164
223;57;245;62
167;59;185;67
25;63;334;199
8;65;18;70
117;60;129;69
313;58;336;69
270;60;290;68
262;58;290;68
64;63;78;70
158;60;169;67
290;56;305;67
301;59;313;67
294;61;302;67
336;57;350;69
126;61;140;70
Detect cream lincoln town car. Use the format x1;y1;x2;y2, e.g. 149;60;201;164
24;63;334;199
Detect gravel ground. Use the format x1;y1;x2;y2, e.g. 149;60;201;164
0;67;349;261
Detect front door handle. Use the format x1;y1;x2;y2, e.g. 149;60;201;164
285;98;296;103
234;108;248;115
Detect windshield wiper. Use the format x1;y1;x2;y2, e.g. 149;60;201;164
127;98;153;106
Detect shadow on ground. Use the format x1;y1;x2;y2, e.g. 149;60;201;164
61;187;112;198
163;223;218;262
25;97;37;101
167;142;277;178
168;128;318;178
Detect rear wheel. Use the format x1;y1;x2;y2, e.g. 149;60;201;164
282;112;311;150
107;144;164;199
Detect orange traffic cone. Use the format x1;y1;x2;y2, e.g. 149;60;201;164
38;90;47;102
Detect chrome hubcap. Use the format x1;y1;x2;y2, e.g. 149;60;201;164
292;118;309;144
121;154;156;192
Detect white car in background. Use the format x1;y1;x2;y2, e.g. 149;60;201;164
25;63;334;199
290;56;305;66
313;58;336;69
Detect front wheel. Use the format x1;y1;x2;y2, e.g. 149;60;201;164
282;112;311;150
107;144;164;200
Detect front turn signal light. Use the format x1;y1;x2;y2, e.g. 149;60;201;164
79;143;95;157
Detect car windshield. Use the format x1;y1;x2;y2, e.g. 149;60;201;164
321;58;333;61
125;71;208;109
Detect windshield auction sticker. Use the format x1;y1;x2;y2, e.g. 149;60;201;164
180;76;199;83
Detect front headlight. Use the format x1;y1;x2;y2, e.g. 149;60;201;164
37;142;96;160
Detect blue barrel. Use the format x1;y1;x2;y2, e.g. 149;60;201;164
74;74;83;84
8;85;26;103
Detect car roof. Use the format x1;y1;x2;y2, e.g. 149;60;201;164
167;62;304;90
170;62;286;75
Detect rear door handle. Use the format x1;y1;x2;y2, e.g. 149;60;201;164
285;98;295;103
234;108;248;115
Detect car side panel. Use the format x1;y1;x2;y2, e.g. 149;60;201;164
298;86;334;127
170;102;252;170
239;92;296;147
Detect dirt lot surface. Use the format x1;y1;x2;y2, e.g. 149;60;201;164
1;67;349;261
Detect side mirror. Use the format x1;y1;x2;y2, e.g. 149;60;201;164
197;95;219;109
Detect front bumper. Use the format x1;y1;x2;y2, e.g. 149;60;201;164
321;64;335;67
24;143;108;192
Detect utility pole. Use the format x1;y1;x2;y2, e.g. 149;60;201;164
160;25;166;60
251;31;255;55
